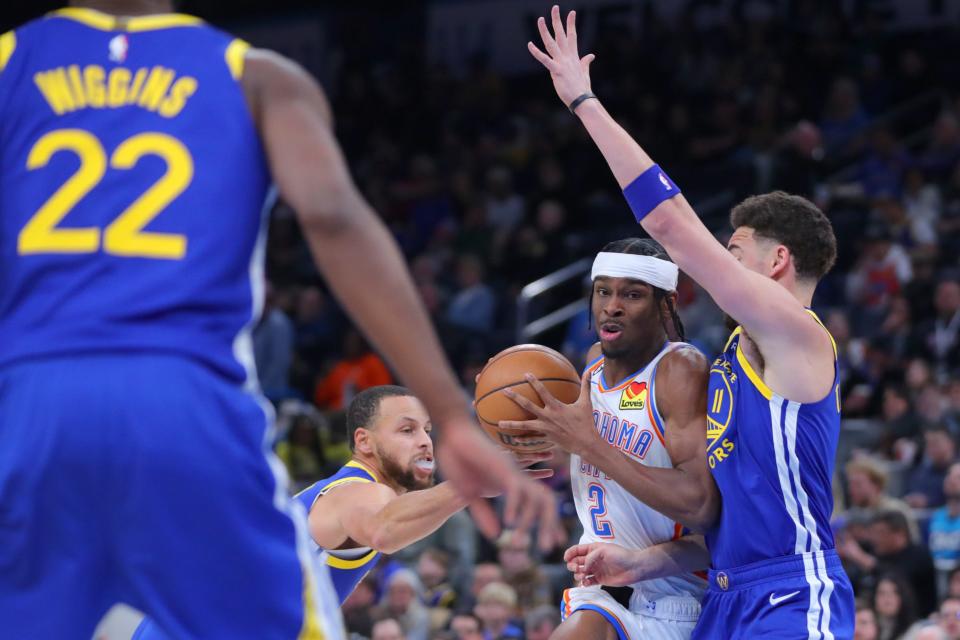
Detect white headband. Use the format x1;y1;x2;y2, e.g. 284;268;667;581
591;252;679;292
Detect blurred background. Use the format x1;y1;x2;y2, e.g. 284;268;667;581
7;1;960;638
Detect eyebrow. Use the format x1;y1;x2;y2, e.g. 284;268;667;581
399;417;431;428
595;277;650;287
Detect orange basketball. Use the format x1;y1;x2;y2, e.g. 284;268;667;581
474;344;581;453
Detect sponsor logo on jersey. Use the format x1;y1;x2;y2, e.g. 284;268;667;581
619;381;647;411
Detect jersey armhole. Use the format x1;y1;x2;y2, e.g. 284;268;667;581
224;38;250;80
648;358;667;444
0;31;17;74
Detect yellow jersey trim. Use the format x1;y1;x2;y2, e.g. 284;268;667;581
345;459;380;483
51;8;202;32
722;328;739;352
326;548;378;570
805;309;838;358
320;476;373;495
225;39;250;80
298;564;324;640
0;31;15;72
733;328;773;400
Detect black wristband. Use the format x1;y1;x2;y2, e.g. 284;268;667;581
568;92;597;114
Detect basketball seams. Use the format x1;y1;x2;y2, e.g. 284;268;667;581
474;378;581;424
477;344;573;377
475;376;581;404
473;344;579;452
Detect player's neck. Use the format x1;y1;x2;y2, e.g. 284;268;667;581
779;273;816;309
350;455;408;494
70;0;175;16
603;338;665;388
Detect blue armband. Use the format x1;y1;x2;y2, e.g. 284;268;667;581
622;164;681;223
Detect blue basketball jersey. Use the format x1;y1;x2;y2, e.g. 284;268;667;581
0;8;271;383
704;311;841;568
296;460;382;602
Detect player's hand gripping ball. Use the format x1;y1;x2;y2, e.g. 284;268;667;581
474;344;580;453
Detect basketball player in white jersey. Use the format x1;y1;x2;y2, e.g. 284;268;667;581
503;238;715;639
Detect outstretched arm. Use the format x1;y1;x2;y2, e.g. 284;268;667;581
311;482;468;555
312;468;554;555
564;536;710;587
241;48;560;548
528;7;831;400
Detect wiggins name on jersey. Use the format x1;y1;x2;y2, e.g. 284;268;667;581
0;8;271;385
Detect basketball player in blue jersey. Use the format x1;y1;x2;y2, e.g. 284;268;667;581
133;385;553;639
0;2;557;638
527;6;855;638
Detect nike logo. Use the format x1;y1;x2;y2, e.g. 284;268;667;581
769;591;800;606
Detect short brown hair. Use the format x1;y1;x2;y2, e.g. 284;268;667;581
729;191;837;281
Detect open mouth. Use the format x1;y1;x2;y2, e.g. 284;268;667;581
599;322;623;341
413;457;435;473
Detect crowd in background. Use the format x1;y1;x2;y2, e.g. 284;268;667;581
248;3;960;639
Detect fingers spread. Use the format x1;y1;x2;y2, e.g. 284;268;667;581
524;373;557;407
527;41;555;69
566;10;578;50
501;388;545;417
537;16;559;56
551;5;566;48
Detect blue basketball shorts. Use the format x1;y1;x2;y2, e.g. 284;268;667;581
0;354;343;639
692;550;854;639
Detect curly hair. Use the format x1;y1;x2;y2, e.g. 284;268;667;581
729;191;837;282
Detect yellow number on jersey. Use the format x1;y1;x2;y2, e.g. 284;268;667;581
18;128;192;259
18;129;104;254
104;133;192;259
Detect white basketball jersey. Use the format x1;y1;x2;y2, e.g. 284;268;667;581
572;341;707;601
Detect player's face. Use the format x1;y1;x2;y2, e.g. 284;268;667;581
371;396;435;491
592;276;664;359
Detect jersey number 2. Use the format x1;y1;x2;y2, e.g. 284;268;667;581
587;483;614;538
18;128;192;259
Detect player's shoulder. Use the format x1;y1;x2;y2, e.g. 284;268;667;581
654;343;710;402
241;47;317;96
657;343;709;380
239;46;330;123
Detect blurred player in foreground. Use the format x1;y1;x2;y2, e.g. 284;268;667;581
0;1;556;638
502;239;713;639
134;385;553;638
526;6;854;638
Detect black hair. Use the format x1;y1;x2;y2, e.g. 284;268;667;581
871;510;910;535
873;572;918;638
729;191;837;282
347;385;414;451
592;238;685;341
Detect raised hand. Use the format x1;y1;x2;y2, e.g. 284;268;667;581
527;5;596;107
564;542;641;587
